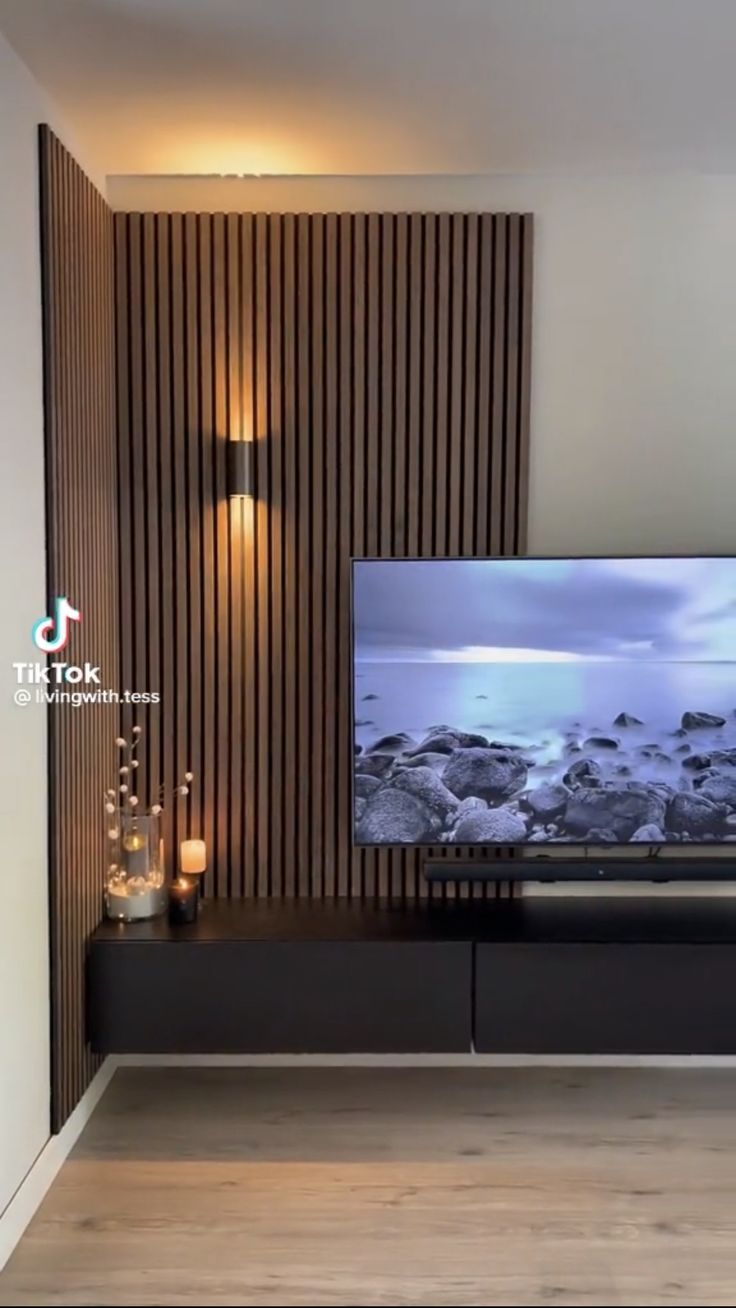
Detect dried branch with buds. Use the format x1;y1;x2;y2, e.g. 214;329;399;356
104;724;193;817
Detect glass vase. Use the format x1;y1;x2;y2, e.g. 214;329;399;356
105;812;166;922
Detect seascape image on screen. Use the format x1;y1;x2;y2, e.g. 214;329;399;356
352;558;736;846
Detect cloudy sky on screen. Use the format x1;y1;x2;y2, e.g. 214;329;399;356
353;558;736;663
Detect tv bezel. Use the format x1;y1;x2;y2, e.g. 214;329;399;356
349;553;736;863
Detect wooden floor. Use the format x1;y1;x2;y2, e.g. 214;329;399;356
2;1067;736;1306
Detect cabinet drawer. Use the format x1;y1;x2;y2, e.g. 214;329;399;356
89;940;472;1053
475;943;736;1054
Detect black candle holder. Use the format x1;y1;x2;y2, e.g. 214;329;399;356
168;877;198;926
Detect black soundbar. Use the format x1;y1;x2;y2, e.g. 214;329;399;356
423;857;736;883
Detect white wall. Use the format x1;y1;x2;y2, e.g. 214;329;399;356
109;171;736;558
0;31;99;1220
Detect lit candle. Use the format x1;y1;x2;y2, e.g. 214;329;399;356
168;876;198;926
180;839;206;875
122;826;148;876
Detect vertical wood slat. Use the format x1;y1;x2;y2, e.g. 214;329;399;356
39;127;119;1129
117;209;533;902
142;214;160;805
281;214;298;897
254;214;271;898
310;216;326;898
323;214;338;902
241;214;257;898
337;214;353;899
213;213;230;899
268;214;285;899
226;213;244;899
199;217;217;896
170;214;188;865
156;214;175;860
184;214;202;871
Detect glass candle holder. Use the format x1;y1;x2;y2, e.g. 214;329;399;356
105;812;166;922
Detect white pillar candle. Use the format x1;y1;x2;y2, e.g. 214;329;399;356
180;839;207;875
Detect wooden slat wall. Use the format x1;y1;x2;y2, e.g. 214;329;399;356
116;211;533;900
39;128;119;1128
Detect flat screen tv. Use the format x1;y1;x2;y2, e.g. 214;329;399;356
351;557;736;848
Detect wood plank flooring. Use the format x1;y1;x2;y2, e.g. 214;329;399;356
2;1067;736;1306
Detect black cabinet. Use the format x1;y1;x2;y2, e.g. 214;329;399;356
475;942;736;1054
88;898;736;1057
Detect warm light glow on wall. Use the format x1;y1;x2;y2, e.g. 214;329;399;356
166;135;309;178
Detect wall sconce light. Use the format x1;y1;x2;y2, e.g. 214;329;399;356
227;440;254;497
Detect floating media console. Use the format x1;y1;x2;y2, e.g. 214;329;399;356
423;857;736;883
89;896;736;1057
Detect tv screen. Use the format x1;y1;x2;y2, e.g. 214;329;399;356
351;557;736;847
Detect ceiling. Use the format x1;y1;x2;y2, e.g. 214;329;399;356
2;0;736;178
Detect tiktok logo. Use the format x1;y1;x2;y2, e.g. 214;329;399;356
32;597;81;653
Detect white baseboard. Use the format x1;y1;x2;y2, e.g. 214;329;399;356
0;1058;116;1272
115;1052;736;1069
